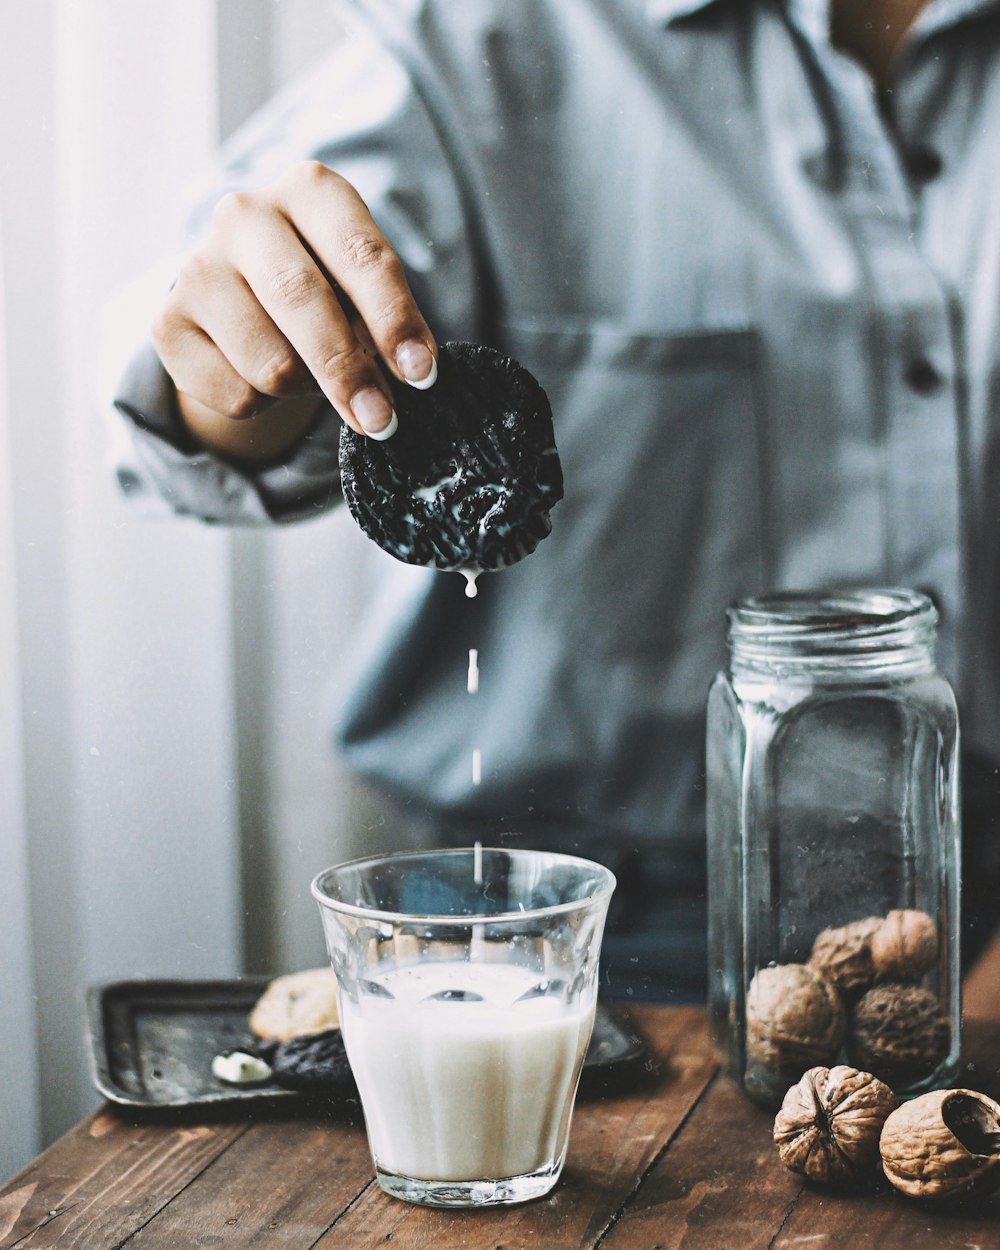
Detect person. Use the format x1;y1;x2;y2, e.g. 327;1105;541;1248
109;0;1000;1001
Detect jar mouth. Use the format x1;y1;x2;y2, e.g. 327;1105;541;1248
727;587;938;669
730;588;936;634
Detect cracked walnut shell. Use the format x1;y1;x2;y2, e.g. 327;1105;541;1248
809;917;881;1001
746;963;845;1074
870;909;937;983
774;1064;897;1186
847;982;950;1084
880;1088;1000;1201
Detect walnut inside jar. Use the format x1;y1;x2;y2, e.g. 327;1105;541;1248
870;909;937;983
847;982;950;1085
746;963;845;1076
809;917;881;1001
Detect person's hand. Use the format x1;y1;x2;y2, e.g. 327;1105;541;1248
151;161;438;453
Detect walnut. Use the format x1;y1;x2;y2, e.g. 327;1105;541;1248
870;909;937;983
774;1064;897;1186
880;1088;1000;1201
809;917;881;1001
746;963;845;1075
847;983;950;1084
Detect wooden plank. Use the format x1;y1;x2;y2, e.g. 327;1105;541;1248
309;1005;719;1250
963;925;1000;1022
602;1030;1000;1249
0;1110;247;1249
7;992;997;1250
599;1065;801;1250
769;1182;1000;1248
124;1110;376;1248
961;1019;1000;1101
593;956;1000;1250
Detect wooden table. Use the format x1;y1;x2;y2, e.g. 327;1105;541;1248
3;936;999;1250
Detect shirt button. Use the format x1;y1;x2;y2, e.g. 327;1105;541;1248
905;146;943;183
905;358;944;396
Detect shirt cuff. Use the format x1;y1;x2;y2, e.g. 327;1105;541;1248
111;342;344;523
112;340;197;452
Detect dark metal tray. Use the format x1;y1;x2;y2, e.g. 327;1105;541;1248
86;978;646;1111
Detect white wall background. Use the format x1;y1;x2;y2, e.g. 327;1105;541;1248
0;0;404;1180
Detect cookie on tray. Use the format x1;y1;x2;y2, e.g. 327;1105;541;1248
339;341;563;590
270;1028;355;1092
248;967;340;1044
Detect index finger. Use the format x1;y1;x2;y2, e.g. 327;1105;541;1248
274;162;438;392
216;191;397;438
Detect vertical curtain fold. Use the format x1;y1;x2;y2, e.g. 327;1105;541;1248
1;0;375;1181
1;0;239;1176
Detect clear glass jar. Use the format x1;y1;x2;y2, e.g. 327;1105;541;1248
706;589;961;1106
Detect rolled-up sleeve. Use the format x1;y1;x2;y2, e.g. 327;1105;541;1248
107;6;477;525
110;341;345;524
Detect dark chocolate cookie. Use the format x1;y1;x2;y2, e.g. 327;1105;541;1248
339;342;562;586
270;1028;355;1092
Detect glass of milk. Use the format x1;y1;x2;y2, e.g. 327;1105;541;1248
311;847;616;1208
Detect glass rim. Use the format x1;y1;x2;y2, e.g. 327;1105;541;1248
310;846;617;927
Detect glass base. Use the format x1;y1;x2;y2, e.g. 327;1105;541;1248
374;1158;564;1208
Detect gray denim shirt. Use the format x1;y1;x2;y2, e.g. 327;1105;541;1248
110;0;1000;854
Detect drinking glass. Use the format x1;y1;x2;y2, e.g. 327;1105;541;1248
311;846;616;1208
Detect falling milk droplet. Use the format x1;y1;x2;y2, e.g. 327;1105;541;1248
473;839;483;885
460;569;481;598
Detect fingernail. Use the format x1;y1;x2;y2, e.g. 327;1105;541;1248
351;387;397;440
396;340;437;390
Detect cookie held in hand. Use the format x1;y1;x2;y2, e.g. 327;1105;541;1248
339;342;562;592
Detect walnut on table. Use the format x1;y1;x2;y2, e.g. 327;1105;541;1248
880;1088;1000;1201
773;1064;897;1186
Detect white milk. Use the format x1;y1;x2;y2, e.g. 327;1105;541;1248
340;962;595;1182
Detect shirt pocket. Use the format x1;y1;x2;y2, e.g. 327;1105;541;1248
496;320;771;706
